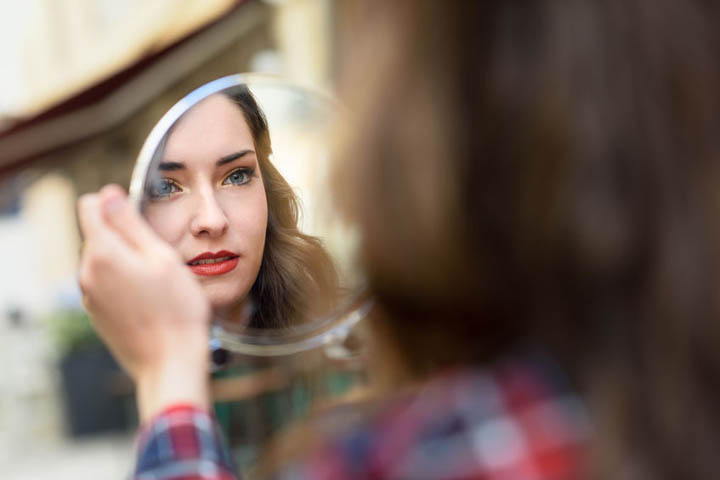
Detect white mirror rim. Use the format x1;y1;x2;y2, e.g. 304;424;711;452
128;73;371;357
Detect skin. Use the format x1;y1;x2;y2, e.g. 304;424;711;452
144;94;268;321
78;185;211;421
78;95;269;421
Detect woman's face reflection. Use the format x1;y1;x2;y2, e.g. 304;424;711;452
144;94;268;315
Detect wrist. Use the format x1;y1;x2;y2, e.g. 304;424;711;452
136;352;210;423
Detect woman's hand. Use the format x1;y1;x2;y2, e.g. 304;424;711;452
77;184;211;422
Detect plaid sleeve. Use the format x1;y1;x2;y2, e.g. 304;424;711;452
274;354;589;480
134;404;239;480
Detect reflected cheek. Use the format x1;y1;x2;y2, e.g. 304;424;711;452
228;208;267;248
221;185;267;228
223;199;268;256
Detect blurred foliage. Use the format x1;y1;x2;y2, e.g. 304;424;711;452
46;309;102;356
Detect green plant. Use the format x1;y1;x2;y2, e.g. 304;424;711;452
47;309;102;356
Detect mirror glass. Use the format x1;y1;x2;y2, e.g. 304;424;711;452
129;74;369;359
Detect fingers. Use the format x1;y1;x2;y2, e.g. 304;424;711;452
77;193;122;249
77;190;135;286
99;184;167;253
77;192;105;241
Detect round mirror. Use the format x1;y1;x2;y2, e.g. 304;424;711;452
129;74;370;360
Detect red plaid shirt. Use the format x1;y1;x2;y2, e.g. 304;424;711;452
135;353;589;479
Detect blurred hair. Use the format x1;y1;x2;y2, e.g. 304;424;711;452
225;86;338;329
334;0;720;477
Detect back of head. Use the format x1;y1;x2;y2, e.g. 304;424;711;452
334;0;720;477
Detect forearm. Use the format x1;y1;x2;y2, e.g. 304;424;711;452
135;355;211;423
131;335;241;479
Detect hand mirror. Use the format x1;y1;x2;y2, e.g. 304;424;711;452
129;74;370;360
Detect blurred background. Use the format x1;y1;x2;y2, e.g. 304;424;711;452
0;1;354;478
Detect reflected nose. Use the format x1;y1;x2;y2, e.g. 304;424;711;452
190;189;229;238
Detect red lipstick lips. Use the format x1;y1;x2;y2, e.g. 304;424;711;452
186;250;239;276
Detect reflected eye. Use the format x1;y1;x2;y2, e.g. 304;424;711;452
222;168;253;186
148;178;181;199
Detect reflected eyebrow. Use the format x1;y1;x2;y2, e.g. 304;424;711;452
157;161;184;171
157;150;254;171
217;150;254;166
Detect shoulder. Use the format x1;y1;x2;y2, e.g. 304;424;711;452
278;352;590;479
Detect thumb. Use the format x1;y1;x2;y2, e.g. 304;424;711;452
100;184;164;252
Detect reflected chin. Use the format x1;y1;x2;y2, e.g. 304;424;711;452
201;282;252;320
206;288;247;310
188;260;260;324
209;298;253;326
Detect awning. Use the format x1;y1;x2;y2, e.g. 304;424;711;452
0;0;266;175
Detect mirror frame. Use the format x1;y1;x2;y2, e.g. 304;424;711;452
128;73;372;357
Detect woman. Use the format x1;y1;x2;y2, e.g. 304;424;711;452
79;0;720;479
137;86;344;467
143;86;337;329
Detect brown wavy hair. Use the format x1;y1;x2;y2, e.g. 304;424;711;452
332;1;720;478
224;86;338;329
